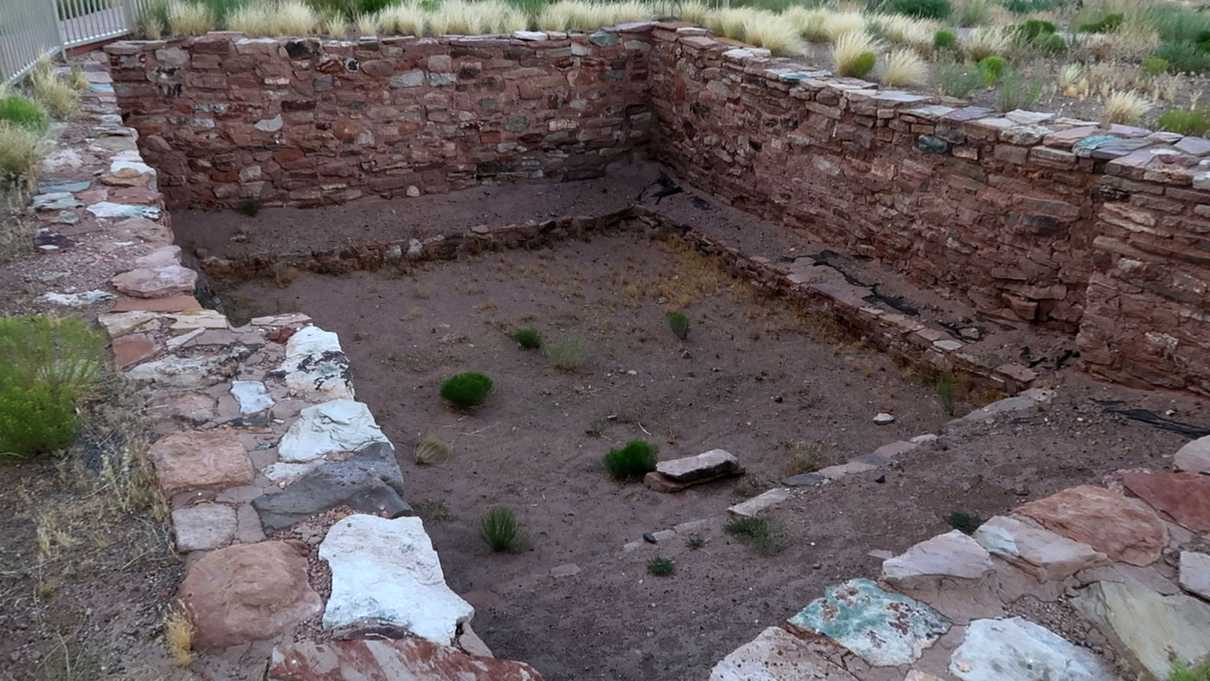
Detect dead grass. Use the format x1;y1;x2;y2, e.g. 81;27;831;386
163;604;195;667
783;440;828;475
0;187;35;260
166;0;214;36
653;239;737;309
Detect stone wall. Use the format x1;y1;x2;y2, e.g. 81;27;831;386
645;25;1210;394
106;29;654;208
106;24;1210;395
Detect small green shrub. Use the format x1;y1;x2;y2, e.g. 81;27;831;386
480;506;521;552
439;372;493;409
1016;18;1055;42
1036;32;1066;54
604;439;658;481
414;432;451;464
1156;41;1210;74
933;29;957;51
935;372;956;416
0;96;48;132
545;336;586;371
666;311;689;340
0;315;105;458
976;55;1007;85
953;0;990;27
948;510;983;535
887;0;951;20
1158;108;1210;136
647;556;675;576
724;515;786;556
1170;659;1210;681
936;62;983;98
685;533;705;549
1000;0;1059;13
1142;55;1170;77
511;326;542;349
1078;12;1122;34
997;70;1041;110
846;51;877;78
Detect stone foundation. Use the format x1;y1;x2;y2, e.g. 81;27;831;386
105;24;1210;394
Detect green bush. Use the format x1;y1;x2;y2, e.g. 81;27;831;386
997;70;1041;110
1000;0;1060;13
1149;4;1210;44
933;29;957;51
1078;12;1122;34
976;55;1007;85
936;62;982;97
603;439;657;481
647;557;675;576
1143;56;1170;77
724;516;787;555
1156;41;1210;74
1158;108;1210;136
666;311;689;340
935;372;957;417
0;96;48;132
848;51;877;78
1016;18;1055;42
480;506;521;552
511;326;542;349
1036;32;1066;54
1170;659;1210;681
948;510;983;535
887;0;951;19
0;315;105;458
439;372;493;409
545;336;586;371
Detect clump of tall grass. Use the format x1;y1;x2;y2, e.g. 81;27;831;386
739;9;805;55
0;122;44;188
1157;107;1210;136
29;58;79;119
784;6;830;43
962;25;1010;60
833;31;878;78
428;0;525;35
1102;90;1150;124
936;61;981;97
535;0;652;31
0;95;48;132
871;13;937;54
166;0;214;36
228;0;318;35
820;10;866;43
881;48;928;87
376;2;424;34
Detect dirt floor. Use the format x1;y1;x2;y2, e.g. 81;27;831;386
214;230;1208;681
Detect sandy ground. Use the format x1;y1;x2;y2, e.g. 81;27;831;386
216;232;1206;680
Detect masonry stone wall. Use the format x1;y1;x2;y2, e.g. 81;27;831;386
106;30;654;208
106;24;1210;395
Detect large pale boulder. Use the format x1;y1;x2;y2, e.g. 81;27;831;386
319;514;473;645
709;627;857;681
278;399;391;463
180;541;322;649
267;637;543;681
1015;485;1167;566
948;617;1114;681
1074;579;1210;681
882;530;994;587
973;515;1108;581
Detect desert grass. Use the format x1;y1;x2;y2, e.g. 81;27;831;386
1102;89;1150;124
784;6;830;43
0;123;43;189
962;25;1011;60
228;0;318;35
29;59;79;119
871;13;937;55
163;604;196;667
428;0;526;35
376;2;424;34
832;30;879;78
166;0;214;36
535;0;651;31
355;12;378;34
881;47;928;86
739;9;805;55
820;10;866;43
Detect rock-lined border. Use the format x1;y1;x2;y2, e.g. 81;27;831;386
28;59;540;678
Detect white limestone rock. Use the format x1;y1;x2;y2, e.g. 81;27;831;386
277;325;354;400
949;617;1114;681
1179;551;1210;601
277;399;391;463
231;380;274;414
882;530;994;587
709;626;857;681
319;514;474;645
656;449;739;482
973;515;1107;581
1175;435;1210;474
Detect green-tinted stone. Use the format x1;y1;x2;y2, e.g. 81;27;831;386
916;135;949;154
589;31;619;47
504;115;529;133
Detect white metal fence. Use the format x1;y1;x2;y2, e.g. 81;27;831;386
1;0;149;85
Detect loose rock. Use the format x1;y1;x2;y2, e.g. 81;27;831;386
949;617;1115;681
1016;485;1167;566
267;637;543;681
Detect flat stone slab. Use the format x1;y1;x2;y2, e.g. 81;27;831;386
171;503;237;552
111;264;196;298
277;325;353;400
974;515;1107;581
728;488;792;518
151;429;254;495
709;627;858;681
656;448;740;482
954;388;1055;424
253;442;409;531
1174;435;1210;473
231;379;274;414
267;638;544;681
882;530;994;587
788;578;950;666
1120;471;1210;532
1074;579;1210;681
180;540;322;649
1016;485;1167;566
126;349;245;388
278;399;391;463
949;617;1115;681
319;514;474;645
1179;551;1210;600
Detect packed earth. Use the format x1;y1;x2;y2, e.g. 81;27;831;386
1;8;1210;681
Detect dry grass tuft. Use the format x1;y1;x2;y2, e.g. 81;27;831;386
429;0;526;35
163;604;196;667
820;10;866;43
740;9;805;55
30;59;79;118
871;13;937;54
881;48;928;87
962;25;1010;60
228;0;318;35
535;0;651;31
318;10;347;35
355;12;378;35
0;122;43;189
377;3;425;35
784;6;830;43
1102;89;1150;124
166;0;214;36
677;0;711;26
832;31;879;78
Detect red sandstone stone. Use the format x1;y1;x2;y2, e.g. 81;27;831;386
110;294;202;312
1121;471;1210;533
112;332;158;368
1016;485;1167;566
150;429;254;495
267;638;544;681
